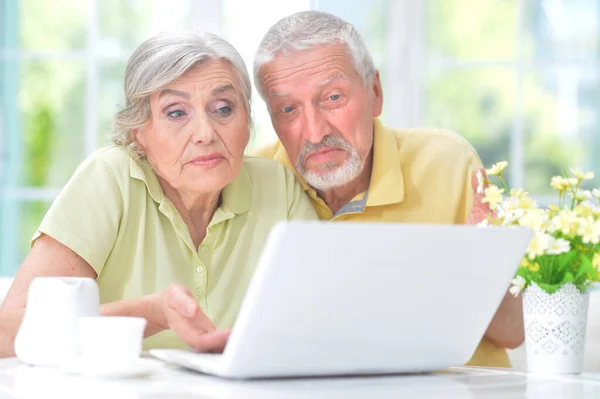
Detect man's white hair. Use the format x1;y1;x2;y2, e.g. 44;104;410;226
253;11;376;99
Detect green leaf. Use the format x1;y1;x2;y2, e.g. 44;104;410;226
555;250;579;275
575;253;595;281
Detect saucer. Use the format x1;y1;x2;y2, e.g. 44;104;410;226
60;357;163;378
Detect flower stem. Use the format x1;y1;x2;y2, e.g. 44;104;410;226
498;175;510;192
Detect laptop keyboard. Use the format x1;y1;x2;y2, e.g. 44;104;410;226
153;350;223;372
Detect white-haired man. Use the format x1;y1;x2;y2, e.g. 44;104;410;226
251;11;524;368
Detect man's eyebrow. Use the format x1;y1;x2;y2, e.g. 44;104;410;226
269;90;290;97
158;89;191;100
267;74;345;97
318;73;345;87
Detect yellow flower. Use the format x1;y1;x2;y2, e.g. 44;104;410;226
548;204;560;216
510;188;525;198
593;253;600;269
528;262;540;272
577;217;600;245
575;203;595;218
482;186;505;210
571;167;595;181
486;161;508;176
551;176;569;191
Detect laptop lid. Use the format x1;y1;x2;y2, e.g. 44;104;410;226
218;221;532;378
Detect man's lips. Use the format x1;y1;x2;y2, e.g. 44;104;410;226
305;147;343;163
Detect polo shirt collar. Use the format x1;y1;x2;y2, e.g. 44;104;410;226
129;155;253;215
366;118;404;207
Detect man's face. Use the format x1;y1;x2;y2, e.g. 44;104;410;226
259;44;383;191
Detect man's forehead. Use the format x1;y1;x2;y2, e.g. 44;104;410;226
270;44;351;69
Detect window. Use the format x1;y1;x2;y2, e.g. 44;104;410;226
1;0;599;275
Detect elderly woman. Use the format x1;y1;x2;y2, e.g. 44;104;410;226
0;31;317;357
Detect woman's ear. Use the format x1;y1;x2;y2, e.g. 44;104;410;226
131;128;146;155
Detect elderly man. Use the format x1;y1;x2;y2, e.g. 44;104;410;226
251;11;524;367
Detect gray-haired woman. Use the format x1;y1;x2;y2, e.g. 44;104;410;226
0;31;317;357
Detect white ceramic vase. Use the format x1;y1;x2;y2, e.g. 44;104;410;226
14;277;101;367
523;282;589;374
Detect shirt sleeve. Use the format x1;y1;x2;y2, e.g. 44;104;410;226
32;156;123;276
284;167;319;221
455;150;484;224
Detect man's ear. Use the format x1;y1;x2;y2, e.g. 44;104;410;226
371;70;383;117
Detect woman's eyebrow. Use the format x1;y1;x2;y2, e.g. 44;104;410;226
158;89;191;100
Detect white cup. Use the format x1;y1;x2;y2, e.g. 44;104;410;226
78;316;147;369
15;277;100;367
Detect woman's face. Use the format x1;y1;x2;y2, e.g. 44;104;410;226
134;60;250;196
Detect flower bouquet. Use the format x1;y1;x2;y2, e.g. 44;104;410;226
479;162;599;374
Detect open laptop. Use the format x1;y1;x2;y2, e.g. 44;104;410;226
151;221;532;379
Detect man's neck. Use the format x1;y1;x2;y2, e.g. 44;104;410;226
317;151;373;215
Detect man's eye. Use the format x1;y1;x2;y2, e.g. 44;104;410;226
282;106;294;114
168;110;185;118
329;94;341;101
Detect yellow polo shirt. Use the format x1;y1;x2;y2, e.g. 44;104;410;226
251;118;511;368
33;146;317;349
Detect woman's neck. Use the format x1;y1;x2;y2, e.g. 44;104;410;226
157;176;221;249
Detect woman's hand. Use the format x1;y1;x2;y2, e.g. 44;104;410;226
154;284;230;353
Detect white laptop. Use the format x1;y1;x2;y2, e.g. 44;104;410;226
151;221;532;379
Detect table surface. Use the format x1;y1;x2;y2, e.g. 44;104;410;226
2;358;600;398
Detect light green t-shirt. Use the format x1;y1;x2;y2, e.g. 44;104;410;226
33;146;317;349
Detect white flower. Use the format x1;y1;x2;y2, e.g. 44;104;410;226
546;237;571;255
593;189;600;199
486;161;508;176
571;167;595;181
552;210;578;236
509;276;527;297
477;219;489;227
518;209;547;230
482;186;505;210
577;217;600;245
502;209;525;226
476;169;484;194
575;190;594;202
527;232;551;260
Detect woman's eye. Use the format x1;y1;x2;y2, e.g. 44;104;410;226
168;110;185;118
282;106;294;114
217;106;232;115
329;94;341;101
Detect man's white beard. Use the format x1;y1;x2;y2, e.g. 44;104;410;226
296;135;363;191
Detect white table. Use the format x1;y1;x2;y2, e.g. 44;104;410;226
1;358;600;398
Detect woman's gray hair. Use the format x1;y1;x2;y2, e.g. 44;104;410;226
112;31;252;155
253;11;376;99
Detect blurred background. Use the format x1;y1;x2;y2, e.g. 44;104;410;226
0;0;599;276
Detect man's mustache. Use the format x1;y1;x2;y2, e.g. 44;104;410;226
296;135;353;168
